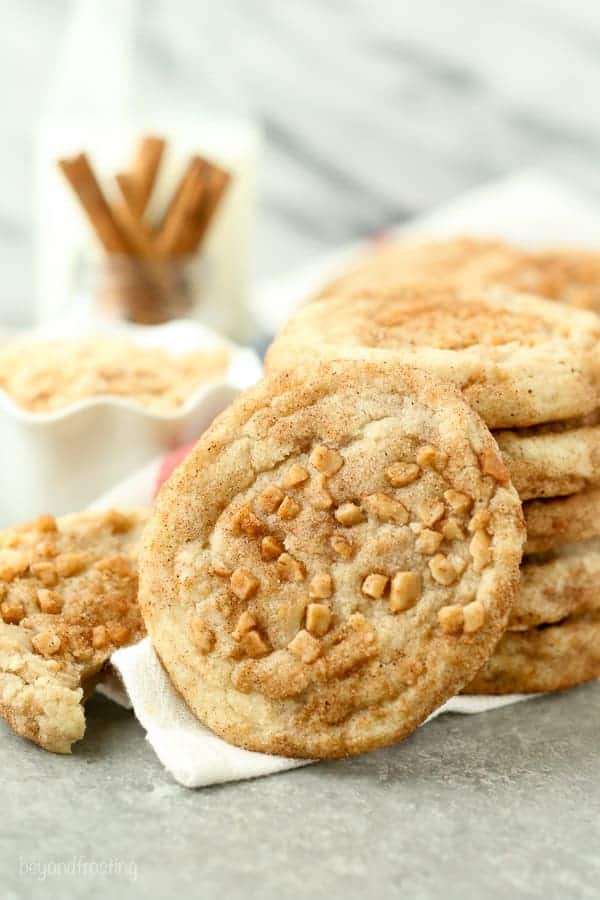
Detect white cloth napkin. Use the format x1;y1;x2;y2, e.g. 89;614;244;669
97;169;600;787
112;638;529;788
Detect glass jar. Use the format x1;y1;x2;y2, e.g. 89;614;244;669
36;0;260;341
71;252;222;327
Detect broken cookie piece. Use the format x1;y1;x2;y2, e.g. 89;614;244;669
0;509;147;753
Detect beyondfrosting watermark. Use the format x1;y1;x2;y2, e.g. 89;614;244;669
19;856;138;883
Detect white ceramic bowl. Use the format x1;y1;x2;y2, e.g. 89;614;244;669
0;319;262;526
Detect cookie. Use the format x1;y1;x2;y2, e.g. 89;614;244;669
139;360;524;759
523;488;600;554
0;509;147;752
464;613;600;695
266;283;600;429
315;236;600;312
496;413;600;500
315;237;524;300
509;538;600;630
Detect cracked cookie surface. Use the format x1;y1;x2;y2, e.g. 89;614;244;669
140;360;524;758
266;283;600;429
0;509;147;752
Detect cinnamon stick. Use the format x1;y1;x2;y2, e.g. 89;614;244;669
114;173;157;259
58;154;132;254
187;164;231;253
129;135;165;216
58;140;232;324
154;157;209;257
115;172;138;216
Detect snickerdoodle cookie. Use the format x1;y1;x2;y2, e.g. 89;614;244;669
139;360;524;759
508;538;600;630
314;238;520;300
495;411;600;500
465;612;600;695
0;509;147;752
315;236;600;312
266;284;600;429
523;488;600;554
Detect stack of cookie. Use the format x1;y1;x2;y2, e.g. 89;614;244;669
266;280;600;695
471;416;600;693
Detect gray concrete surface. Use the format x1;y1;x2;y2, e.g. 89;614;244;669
2;683;599;899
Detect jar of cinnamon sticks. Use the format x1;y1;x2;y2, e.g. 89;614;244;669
73;252;208;325
59;137;231;326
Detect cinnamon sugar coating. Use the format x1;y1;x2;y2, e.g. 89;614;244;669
140;360;524;759
266;282;600;429
314;236;600;314
0;338;229;413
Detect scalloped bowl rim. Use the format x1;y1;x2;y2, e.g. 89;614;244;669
0;319;262;425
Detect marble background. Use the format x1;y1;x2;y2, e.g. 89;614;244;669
4;0;600;326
